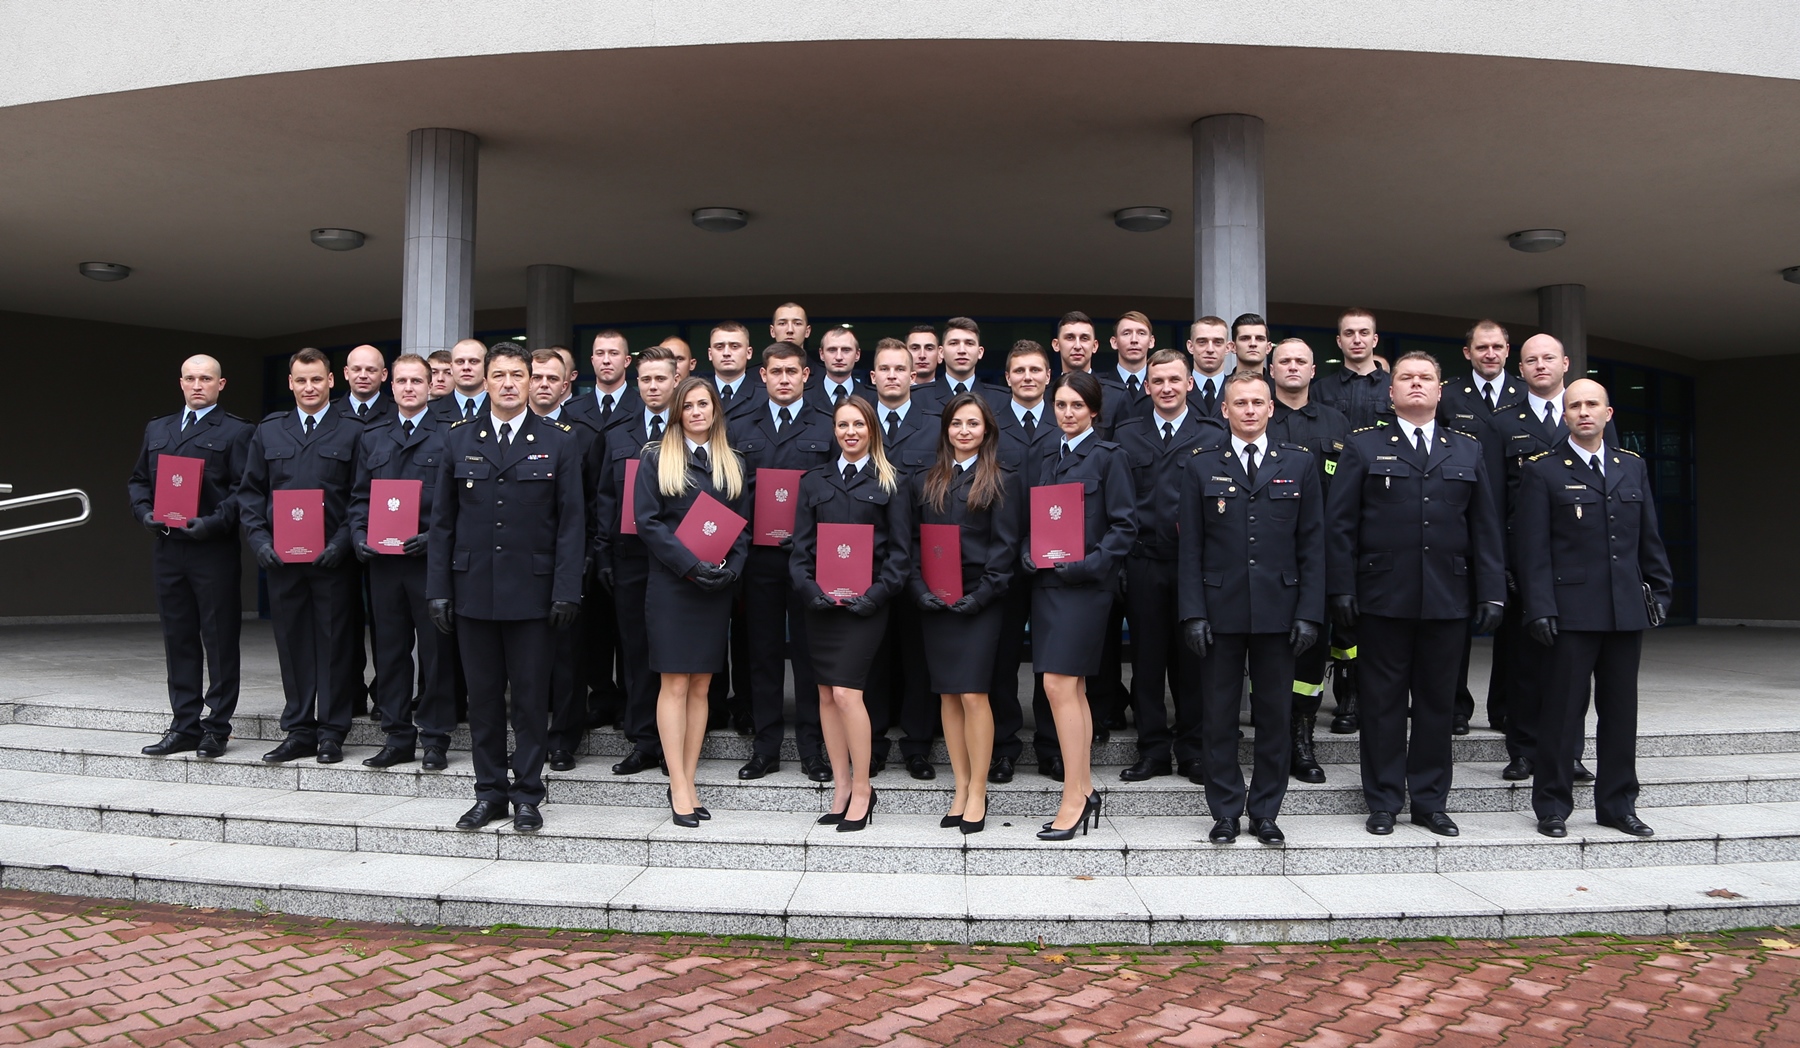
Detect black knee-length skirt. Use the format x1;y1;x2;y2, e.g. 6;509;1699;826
1031;582;1113;677
646;558;734;673
805;603;891;689
920;587;1006;694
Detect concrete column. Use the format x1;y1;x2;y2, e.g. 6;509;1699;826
526;264;574;350
402;128;479;357
1538;283;1588;379
1192;114;1266;323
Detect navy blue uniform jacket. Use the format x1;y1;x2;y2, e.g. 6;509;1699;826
1178;441;1325;633
348;412;448;551
128;408;253;537
1028;437;1137;591
238;408;363;554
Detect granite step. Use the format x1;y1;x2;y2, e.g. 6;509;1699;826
5;822;1800;944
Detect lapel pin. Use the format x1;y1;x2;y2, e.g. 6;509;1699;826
479;430;488;439
526;433;534;442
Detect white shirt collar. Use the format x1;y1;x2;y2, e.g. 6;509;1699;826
297;404;329;425
879;399;911;424
835;454;869;476
1155;407;1189;432
396;406;427;425
1118;363;1146;385
350;390;381;408
826;377;856;399
489;411;525;438
686;437;709;455
1473;373;1501;399
1402;418;1436;446
454;390;484;412
1527;390;1562;422
538;406;563;421
945;373;976;393
1011;399;1043;425
593;385;624;408
954;454;978;471
644;407;669;430
182;403;217;423
717;375;744;396
1575;439;1607;474
769;398;802;425
1195;371;1224;394
1231;432;1268;461
1062;427;1095;454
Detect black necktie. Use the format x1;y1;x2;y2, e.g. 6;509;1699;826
357;401;369;418
1244;444;1258;486
1543;403;1556;427
843;463;858;484
1022;411;1037;441
953;382;968;397
498;422;512;448
402;419;415;439
1060;442;1070;461
600;393;615;422
777;407;792;433
720;384;734;405
693;446;710;470
1202;382;1216;416
1589;454;1603;478
886;410;901;443
183;411;196;431
1127;375;1141;396
1483;384;1496;412
833;385;848;406
462;399;476;420
304;415;316;437
1162;421;1173;444
1414;427;1428;462
649;415;664;441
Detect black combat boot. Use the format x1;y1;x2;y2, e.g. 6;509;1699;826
1291;713;1325;783
1329;660;1359;734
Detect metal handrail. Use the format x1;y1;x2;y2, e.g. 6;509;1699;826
0;483;92;542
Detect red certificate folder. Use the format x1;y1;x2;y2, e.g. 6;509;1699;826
152;454;206;526
1030;482;1085;566
272;489;325;564
919;523;963;604
620;458;640;535
675;491;748;566
752;468;806;546
817;522;875;600
367;478;422;554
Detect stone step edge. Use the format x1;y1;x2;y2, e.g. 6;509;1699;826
5;826;1799;944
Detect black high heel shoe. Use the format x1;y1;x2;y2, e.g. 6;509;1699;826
836;788;877;833
960;800;986;835
1036;813;1088;841
818;797;850;825
695;806;711;821
939;814;962;829
667;786;699;829
1044;792;1103;830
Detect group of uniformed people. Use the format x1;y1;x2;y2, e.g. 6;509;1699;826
128;303;1673;843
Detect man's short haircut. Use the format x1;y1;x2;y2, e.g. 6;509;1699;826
820;325;859;349
1223;370;1272;394
1115;310;1152;334
391;353;431;378
290;347;330;371
945;316;980;339
762;341;806;366
1232;312;1268;337
639;344;678;364
530;348;568;373
1056;310;1094;336
773;301;806;318
1146;348;1190;372
592;329;628;348
488;343;531;370
711;320;750;341
1338;307;1377;330
873;338;910;366
908;324;939;338
451;337;489;356
1466;318;1510;344
1006;339;1051;369
427;349;452;365
1189;316;1229;338
1393;350;1442;379
1272;337;1314;360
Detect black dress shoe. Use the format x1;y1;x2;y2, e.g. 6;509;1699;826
1502;756;1534;781
1599;813;1655;837
738;754;780;780
987;757;1014;784
1092;727;1110;745
513;803;543;832
802;755;833;782
548;750;576;772
316;740;343;764
1413;811;1460;837
421;747;448;771
1178;760;1205;784
906;755;936;780
1252;818;1285;845
456;800;508;829
1573;760;1595;782
1366;810;1396;836
1538;817;1568;838
612;750;659;775
362;745;415;768
1038;757;1065;782
1104;710;1129;731
142;732;197;756
1208;817;1240;844
869;754;887;777
196;733;227;759
1452;714;1471;736
1120;757;1171;782
732;713;754;737
262;736;318;763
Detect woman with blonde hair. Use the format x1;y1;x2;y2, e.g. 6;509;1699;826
635;376;751;827
790;395;912;832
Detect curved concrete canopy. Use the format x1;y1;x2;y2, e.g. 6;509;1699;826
1;22;1797;357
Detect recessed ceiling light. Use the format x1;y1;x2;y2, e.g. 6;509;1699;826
692;208;749;232
1507;229;1567;253
1114;207;1172;233
310;228;366;251
78;261;131;281
1782;266;1800;284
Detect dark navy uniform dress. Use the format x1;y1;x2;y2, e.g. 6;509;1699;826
790;461;913;689
635;442;753;673
907;463;1023;694
1026;433;1137;677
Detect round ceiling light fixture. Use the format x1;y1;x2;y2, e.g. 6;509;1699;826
78;261;131;281
1781;266;1800;285
310;228;366;251
692;207;749;233
1114;206;1172;233
1507;229;1567;253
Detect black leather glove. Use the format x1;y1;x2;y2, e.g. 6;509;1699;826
255;544;283;570
1182;618;1213;659
1291;619;1320;657
844;595;879;617
1505;570;1519;597
141;511;163;532
1329;594;1358;630
354;541;378;563
948;596;979;615
179;517;214;540
1052;560;1089;584
1019;549;1038;572
596;565;615;592
314;543;344;569
1527;616;1559;647
918;592;949;612
690;564;737;593
402;533;427;557
811;593;838;611
1472;602;1504;635
549;600;580;630
428;598;455;634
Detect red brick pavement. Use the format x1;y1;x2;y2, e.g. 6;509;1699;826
0;889;1796;1046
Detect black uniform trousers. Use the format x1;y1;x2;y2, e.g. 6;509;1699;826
547;604;588;753
265;560;360;744
1454;628;1477;724
458;616;551;806
580;576;623;722
1292;622;1329;719
743;546;822;761
1491;604;1543;762
988;579;1037;763
1534;630;1642;823
612;550;662;757
710;594;751;724
1202;632;1294;820
1122;554;1196;762
867;602;936;761
367;556;456;749
152;539;242;739
1357;614;1464;815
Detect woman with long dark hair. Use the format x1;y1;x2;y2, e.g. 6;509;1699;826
790;395;911;832
635;377;751;827
1025;371;1137;840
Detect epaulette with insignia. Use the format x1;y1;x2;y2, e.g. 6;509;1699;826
262;410;288;422
1278;442;1307;452
1448;428;1477;441
549;420;573;432
1527;450;1552;461
1352;425;1380;434
450;417;474;428
1374;419;1390;427
1618;448;1640;458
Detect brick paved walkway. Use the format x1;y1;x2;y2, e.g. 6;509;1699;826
2;890;1797;1046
